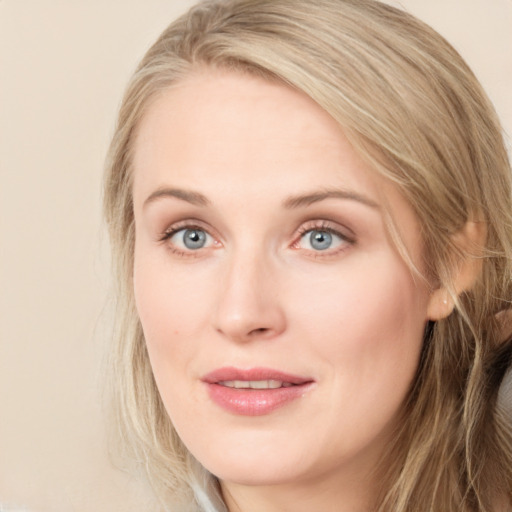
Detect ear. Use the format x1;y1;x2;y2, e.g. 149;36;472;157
427;220;486;321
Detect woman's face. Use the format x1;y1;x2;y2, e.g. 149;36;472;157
132;69;433;493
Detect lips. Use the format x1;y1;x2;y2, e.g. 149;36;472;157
202;367;315;416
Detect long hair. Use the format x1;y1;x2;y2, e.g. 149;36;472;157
103;1;512;510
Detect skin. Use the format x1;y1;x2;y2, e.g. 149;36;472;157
132;68;438;512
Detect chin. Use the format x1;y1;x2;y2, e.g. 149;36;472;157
207;457;307;487
182;427;312;486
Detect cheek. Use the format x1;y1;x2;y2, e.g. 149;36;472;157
285;255;429;457
298;250;426;331
133;245;211;367
133;248;211;425
295;252;428;396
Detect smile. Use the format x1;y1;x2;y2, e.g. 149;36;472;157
202;367;315;416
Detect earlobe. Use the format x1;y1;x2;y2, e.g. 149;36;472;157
427;220;486;322
427;289;454;321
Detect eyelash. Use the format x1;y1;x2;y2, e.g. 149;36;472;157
159;220;355;258
159;221;217;257
293;221;355;258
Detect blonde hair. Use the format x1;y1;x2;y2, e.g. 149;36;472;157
103;1;512;510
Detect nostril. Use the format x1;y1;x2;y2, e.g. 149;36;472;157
250;327;270;335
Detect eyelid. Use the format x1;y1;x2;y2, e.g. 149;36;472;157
158;219;222;256
291;220;356;255
294;220;355;242
159;219;216;240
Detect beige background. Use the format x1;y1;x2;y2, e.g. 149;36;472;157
0;1;511;511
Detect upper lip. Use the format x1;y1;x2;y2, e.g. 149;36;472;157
202;367;314;385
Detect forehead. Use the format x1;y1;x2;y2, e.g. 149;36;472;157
132;68;381;204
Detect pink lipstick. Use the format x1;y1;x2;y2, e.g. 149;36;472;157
202;367;314;416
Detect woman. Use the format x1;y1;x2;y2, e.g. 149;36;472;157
103;0;512;510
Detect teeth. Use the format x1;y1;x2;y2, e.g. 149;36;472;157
219;379;290;389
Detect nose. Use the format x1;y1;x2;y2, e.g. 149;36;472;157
212;251;287;343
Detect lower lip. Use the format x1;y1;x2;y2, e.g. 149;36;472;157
206;382;313;416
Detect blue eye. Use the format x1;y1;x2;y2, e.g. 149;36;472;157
298;229;347;252
170;228;213;250
309;230;333;251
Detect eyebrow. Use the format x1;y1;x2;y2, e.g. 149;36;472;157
143;187;210;208
283;188;380;209
143;186;379;210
